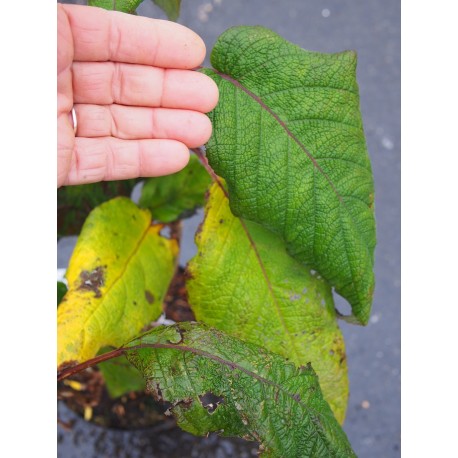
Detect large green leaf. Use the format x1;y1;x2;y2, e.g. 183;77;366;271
57;197;178;366
152;0;181;21
202;26;376;324
187;182;348;424
139;154;211;223
125;322;356;457
88;0;143;13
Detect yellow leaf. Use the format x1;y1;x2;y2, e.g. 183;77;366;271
57;197;178;366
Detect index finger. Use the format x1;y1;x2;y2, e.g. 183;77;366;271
60;4;206;69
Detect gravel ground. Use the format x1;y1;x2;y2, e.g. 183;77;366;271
58;1;400;456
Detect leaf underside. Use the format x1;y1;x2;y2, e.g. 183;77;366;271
139;154;211;223
187;182;348;423
125;322;356;457
202;26;376;324
152;0;181;21
57;197;178;366
88;0;143;14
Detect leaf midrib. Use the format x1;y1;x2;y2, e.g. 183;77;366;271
129;340;333;447
194;151;309;364
79;220;154;349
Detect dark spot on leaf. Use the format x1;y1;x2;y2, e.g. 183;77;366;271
133;301;137;306
173;398;193;410
145;290;155;304
199;392;224;414
146;381;163;402
78;266;105;298
219;219;224;224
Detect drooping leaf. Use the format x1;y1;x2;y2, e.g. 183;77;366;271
139;154;211;223
57;179;137;236
57;197;178;366
57;281;68;306
88;0;143;14
152;0;181;21
125;322;356;457
97;348;146;398
202;26;376;324
187;182;348;423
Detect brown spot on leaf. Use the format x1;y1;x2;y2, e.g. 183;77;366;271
78;266;105;298
146;380;163;402
145;290;155;304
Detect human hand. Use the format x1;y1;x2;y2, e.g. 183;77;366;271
57;4;218;187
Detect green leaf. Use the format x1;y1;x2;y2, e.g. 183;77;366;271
57;197;178;366
57;281;67;306
152;0;181;21
187;182;348;424
58;180;137;236
98;349;146;398
88;0;143;13
202;26;376;324
139;154;211;223
125;322;356;457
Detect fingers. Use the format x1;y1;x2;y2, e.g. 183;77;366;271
61;4;205;69
72;62;218;113
75;105;212;148
63;137;190;186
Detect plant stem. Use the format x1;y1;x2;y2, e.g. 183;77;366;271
57;348;124;382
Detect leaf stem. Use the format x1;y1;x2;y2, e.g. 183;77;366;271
57;348;124;382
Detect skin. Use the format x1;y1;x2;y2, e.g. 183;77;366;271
57;4;219;187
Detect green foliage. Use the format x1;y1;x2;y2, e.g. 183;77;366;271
57;281;67;306
98;349;146;398
57;197;178;366
139;154;211;223
152;0;181;21
57;180;137;236
125;322;356;457
187;182;348;423
57;19;376;455
88;0;143;14
88;0;182;19
202;26;376;324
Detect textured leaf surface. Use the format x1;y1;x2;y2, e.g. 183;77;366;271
57;197;178;366
187;182;348;423
202;26;376;324
88;0;143;13
139;155;211;223
152;0;181;21
125;322;356;457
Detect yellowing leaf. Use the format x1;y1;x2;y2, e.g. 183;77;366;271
57;197;178;366
187;183;348;423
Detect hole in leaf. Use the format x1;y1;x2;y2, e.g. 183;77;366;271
198;392;224;414
333;293;353;318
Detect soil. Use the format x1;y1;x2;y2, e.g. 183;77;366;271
57;266;195;431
